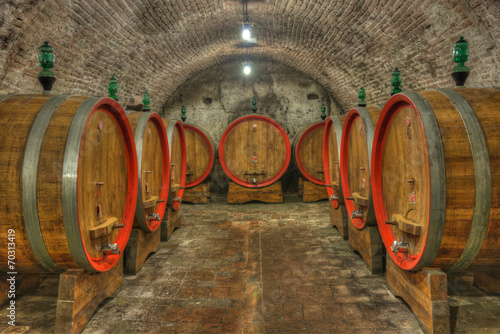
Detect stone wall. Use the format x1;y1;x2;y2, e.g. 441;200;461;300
162;61;337;194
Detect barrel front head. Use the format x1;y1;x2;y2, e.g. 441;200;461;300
340;106;380;229
183;124;216;188
371;93;445;271
323;115;346;208
164;119;187;210
219;115;291;188
293;121;327;186
127;111;170;232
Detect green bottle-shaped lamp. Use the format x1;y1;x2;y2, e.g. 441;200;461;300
252;96;257;113
142;91;151;112
451;36;470;86
181;105;187;122
320;104;327;120
108;76;118;101
391;68;402;96
38;41;56;93
358;87;367;107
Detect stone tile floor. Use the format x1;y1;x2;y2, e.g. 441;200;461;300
1;198;500;333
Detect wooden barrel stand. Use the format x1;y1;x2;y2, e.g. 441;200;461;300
386;258;450;334
55;257;124;334
227;180;283;204
161;208;183;241
183;181;210;204
124;227;161;275
301;177;328;202
329;202;348;240
347;222;384;274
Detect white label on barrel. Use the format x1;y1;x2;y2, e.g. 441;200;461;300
409;192;416;204
362;177;366;189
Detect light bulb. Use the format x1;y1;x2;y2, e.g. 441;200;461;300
243;64;251;75
242;26;251;40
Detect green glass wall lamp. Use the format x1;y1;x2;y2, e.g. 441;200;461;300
451;36;470;86
252;96;257;113
108;76;118;101
321;104;327;120
358;87;367;107
38;41;56;93
181;105;187;122
142;91;151;112
391;68;402;96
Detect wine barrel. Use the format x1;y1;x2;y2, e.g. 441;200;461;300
162;119;186;210
340;106;381;229
0;95;138;273
219;115;291;188
323;115;346;208
183;124;216;188
372;88;500;272
126;111;170;232
292;121;327;186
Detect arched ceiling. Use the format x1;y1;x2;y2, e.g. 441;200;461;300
0;0;498;111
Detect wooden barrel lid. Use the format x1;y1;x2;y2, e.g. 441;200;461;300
163;119;187;210
126;111;170;232
183;124;216;188
219;115;291;188
292;121;327;186
323;115;346;208
340;106;381;230
372;89;499;272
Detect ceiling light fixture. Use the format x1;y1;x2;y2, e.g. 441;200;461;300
241;0;252;41
243;63;252;75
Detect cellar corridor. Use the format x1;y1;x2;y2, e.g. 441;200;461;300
2;199;500;333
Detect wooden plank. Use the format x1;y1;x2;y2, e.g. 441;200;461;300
55;257;123;334
160;208;182;241
386;258;450;334
243;170;266;175
88;217;118;239
124;227;161;275
330;202;348;240
352;192;369;207
302;179;329;202
183;181;209;204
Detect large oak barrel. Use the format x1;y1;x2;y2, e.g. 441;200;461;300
184;124;216;188
0;95;138;273
372;88;500;272
219;115;291;188
292;121;326;186
126;111;170;232
340;106;381;229
162;119;186;210
323;115;346;208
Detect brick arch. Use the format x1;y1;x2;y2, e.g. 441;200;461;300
0;0;498;112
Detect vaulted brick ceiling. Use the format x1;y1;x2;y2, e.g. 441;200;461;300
0;0;498;111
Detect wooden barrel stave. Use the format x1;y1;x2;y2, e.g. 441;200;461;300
0;95;138;273
340;106;381;229
292;121;326;186
163;119;187;210
184;124;216;188
127;111;170;232
372;88;500;271
219;115;291;188
323;115;346;208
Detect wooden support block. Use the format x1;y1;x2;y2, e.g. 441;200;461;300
227;181;283;204
391;214;422;236
55;257;123;334
161;207;182;241
88;217;118;239
351;191;369;207
347;222;384;274
0;274;40;305
302;179;328;202
142;196;159;209
124;227;161;275
183;181;210;204
298;177;304;196
473;271;500;294
329;202;348;240
386;257;450;334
